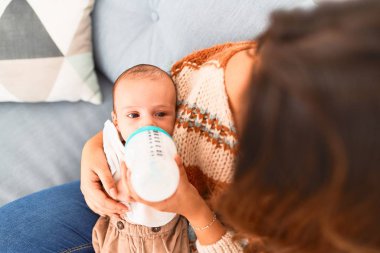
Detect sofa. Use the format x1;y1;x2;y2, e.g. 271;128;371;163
0;0;316;206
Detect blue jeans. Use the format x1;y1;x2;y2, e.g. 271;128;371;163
0;181;99;253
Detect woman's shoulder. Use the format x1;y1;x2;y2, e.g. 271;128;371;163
171;41;257;76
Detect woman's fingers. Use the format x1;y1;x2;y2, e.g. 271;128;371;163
81;167;128;216
174;154;182;166
93;165;118;199
94;187;127;212
121;155;185;212
113;154;197;217
174;154;187;180
87;184;128;215
80;133;128;217
83;195;117;218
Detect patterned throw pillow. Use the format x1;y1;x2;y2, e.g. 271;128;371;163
0;0;101;104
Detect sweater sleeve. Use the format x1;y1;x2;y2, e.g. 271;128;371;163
195;231;244;253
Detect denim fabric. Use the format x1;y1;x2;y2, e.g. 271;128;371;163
0;181;98;253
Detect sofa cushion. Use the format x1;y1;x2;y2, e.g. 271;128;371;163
0;72;112;206
0;0;101;104
92;0;315;82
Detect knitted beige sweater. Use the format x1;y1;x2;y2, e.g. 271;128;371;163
171;41;257;252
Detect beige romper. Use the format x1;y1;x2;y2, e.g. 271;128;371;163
93;214;189;253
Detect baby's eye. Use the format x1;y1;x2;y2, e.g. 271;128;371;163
127;112;140;118
155;112;167;117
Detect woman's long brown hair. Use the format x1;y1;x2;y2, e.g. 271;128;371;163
218;1;380;252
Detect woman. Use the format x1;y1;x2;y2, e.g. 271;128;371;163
219;0;380;252
81;1;380;252
1;1;378;252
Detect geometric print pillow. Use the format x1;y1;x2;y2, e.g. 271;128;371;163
0;0;101;104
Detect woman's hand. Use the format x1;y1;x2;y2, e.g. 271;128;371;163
119;155;227;245
80;131;128;218
118;155;202;216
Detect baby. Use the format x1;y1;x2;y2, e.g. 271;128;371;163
92;64;189;252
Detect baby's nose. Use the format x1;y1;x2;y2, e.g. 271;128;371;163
141;117;156;127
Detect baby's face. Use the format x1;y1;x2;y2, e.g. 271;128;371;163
112;76;176;141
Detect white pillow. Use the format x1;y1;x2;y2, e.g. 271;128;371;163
0;0;101;104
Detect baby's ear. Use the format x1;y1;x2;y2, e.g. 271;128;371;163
111;111;118;127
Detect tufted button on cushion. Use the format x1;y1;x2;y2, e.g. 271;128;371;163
151;11;159;22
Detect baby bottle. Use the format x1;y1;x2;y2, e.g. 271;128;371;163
124;126;179;227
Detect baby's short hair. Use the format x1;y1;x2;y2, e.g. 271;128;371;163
112;64;175;111
114;64;171;85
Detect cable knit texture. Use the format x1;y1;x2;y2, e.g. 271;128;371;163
196;231;243;253
172;41;256;200
171;41;257;252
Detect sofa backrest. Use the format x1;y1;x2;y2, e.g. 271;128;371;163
92;0;315;82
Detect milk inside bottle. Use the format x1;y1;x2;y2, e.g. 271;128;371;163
124;126;179;227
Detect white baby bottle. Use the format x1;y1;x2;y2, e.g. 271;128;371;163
124;126;180;227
